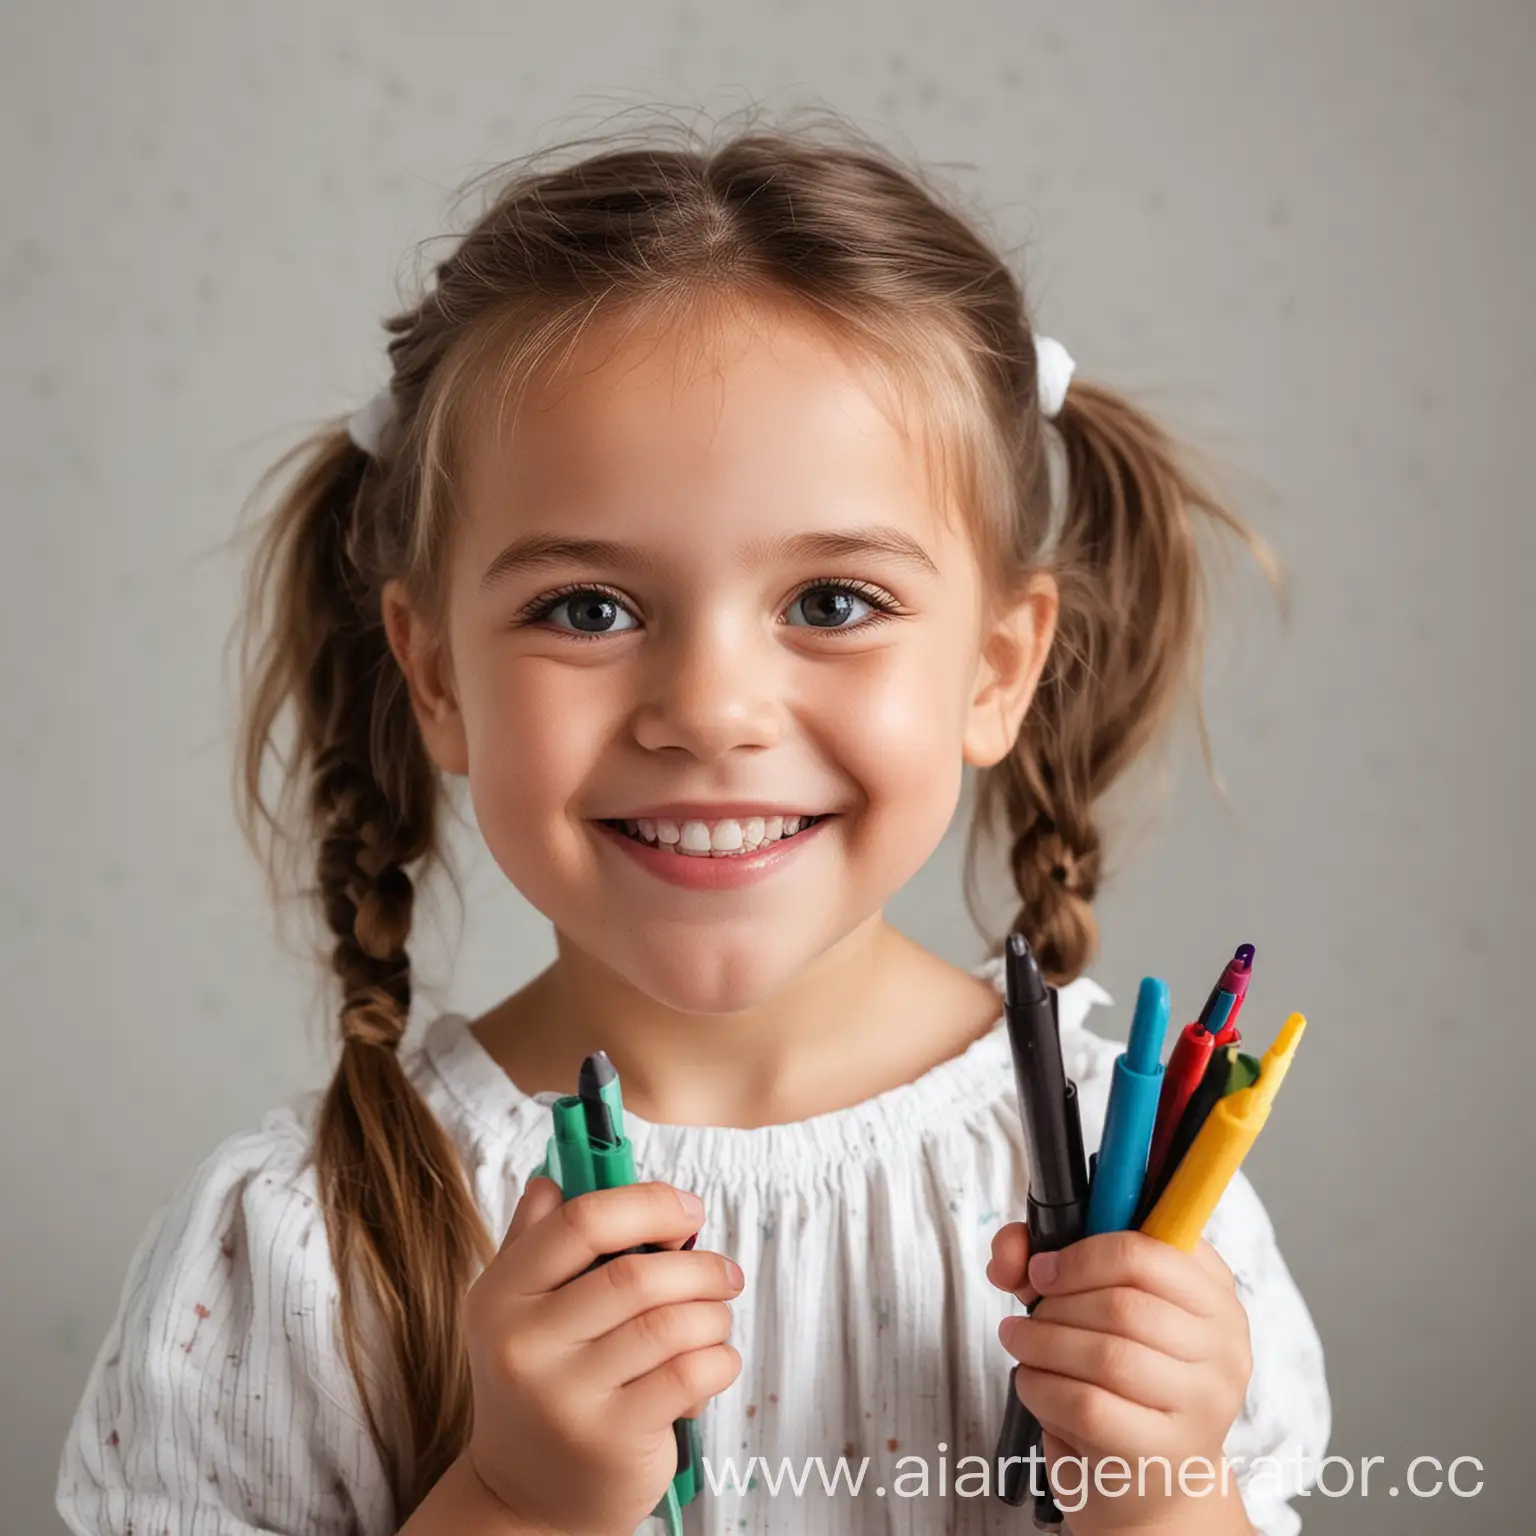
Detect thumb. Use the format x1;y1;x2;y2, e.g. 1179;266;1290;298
986;1219;1040;1306
500;1173;565;1251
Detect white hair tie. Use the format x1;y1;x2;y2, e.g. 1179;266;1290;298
347;333;1076;455
347;387;394;457
1034;334;1075;419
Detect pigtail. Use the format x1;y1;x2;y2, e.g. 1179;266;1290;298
975;378;1274;984
235;427;493;1516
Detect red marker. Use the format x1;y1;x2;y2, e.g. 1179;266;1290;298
1143;944;1254;1193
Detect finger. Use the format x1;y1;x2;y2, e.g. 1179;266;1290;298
1040;1429;1099;1510
1010;1361;1168;1459
999;1315;1188;1412
547;1247;744;1341
986;1221;1039;1305
650;1219;707;1255
507;1182;706;1295
622;1342;742;1427
1010;1366;1100;1461
581;1298;736;1390
1030;1230;1229;1319
1040;1430;1081;1501
1192;1238;1238;1292
496;1175;566;1256
1024;1286;1208;1363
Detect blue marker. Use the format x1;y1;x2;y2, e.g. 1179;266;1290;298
1086;977;1171;1235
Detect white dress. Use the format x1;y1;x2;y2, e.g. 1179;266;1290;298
57;960;1331;1535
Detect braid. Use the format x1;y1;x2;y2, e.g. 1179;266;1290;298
1007;797;1102;985
315;747;418;1051
970;374;1270;984
973;744;1102;986
303;534;492;1514
239;423;493;1517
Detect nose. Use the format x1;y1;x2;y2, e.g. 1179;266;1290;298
630;614;784;760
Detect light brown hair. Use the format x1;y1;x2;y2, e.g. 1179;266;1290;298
236;106;1272;1516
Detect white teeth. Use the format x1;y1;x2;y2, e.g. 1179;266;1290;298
679;820;713;853
613;813;825;857
710;820;744;854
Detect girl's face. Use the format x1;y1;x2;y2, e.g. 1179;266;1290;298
386;302;1055;1014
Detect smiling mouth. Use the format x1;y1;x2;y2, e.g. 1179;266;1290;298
599;813;835;858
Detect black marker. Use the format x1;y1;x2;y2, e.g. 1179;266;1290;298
994;933;1089;1525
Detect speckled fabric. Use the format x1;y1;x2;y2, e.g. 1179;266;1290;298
58;960;1329;1534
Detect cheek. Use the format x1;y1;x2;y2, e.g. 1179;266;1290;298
829;638;971;798
820;641;972;867
455;651;608;862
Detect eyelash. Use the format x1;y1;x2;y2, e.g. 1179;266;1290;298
514;579;906;640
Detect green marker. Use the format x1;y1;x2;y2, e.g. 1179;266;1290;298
1225;1050;1263;1096
579;1051;639;1188
1135;1044;1264;1226
538;1050;702;1533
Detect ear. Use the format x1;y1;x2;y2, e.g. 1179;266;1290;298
962;572;1059;769
381;579;469;776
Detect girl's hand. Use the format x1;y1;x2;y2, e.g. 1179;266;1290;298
988;1224;1254;1534
460;1176;744;1536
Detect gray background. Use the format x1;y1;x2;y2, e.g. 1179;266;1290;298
4;1;1531;1531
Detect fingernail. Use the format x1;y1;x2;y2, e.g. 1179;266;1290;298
1028;1252;1059;1289
677;1188;705;1219
724;1257;744;1287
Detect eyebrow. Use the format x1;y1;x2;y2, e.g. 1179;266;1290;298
478;524;941;591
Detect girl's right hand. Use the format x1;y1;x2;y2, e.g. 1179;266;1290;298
460;1176;744;1536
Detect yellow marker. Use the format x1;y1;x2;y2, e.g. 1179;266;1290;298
1141;1012;1307;1251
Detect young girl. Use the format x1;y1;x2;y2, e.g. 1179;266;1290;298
57;115;1329;1536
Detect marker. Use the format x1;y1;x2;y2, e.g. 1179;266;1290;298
578;1051;638;1186
1144;944;1255;1189
993;933;1089;1525
540;1051;700;1532
1135;1042;1261;1226
549;1096;597;1196
1086;977;1171;1236
1143;1013;1307;1249
1210;942;1255;1047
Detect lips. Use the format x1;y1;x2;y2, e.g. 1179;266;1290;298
591;811;836;890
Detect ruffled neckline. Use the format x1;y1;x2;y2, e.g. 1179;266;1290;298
415;956;1111;1186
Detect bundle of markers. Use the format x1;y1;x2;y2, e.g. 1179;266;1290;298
994;933;1307;1530
533;934;1305;1536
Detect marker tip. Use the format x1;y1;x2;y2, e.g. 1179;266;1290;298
1003;931;1047;1005
578;1050;617;1095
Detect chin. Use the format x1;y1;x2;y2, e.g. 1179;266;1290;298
592;926;823;1016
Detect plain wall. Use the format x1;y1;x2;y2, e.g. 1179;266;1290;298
4;1;1532;1531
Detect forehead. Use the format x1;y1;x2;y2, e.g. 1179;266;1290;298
456;300;966;555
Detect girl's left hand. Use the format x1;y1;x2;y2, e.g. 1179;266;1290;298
988;1225;1254;1534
